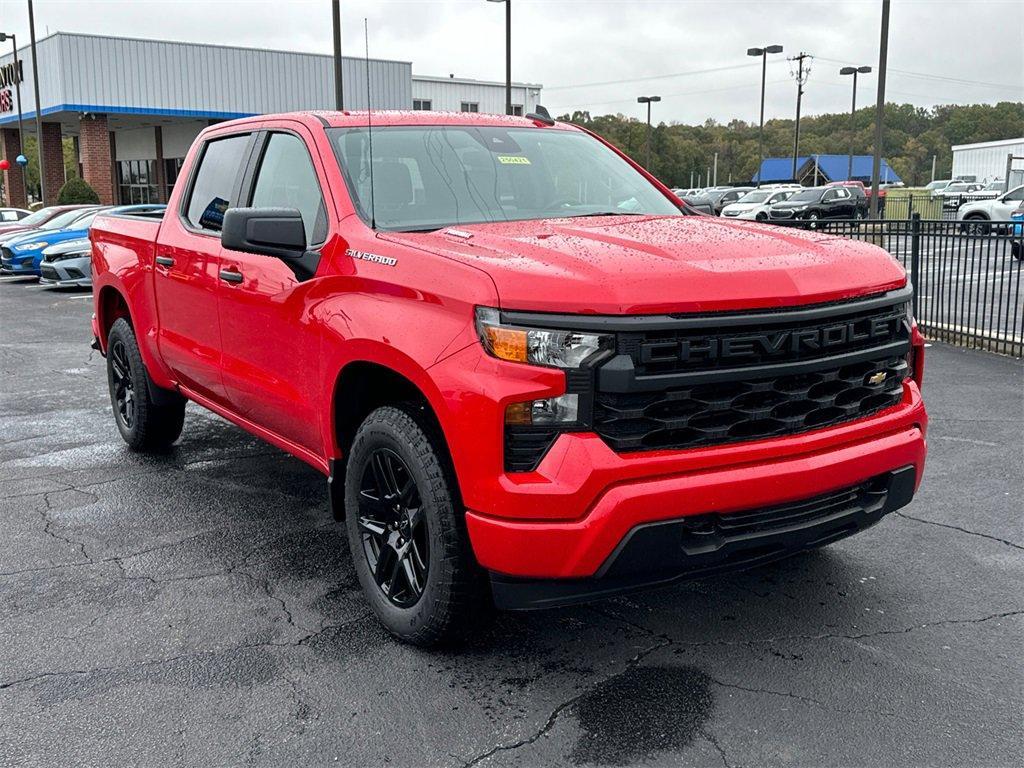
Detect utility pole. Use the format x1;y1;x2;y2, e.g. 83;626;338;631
789;52;812;181
713;152;718;186
870;0;890;219
930;154;936;182
27;0;45;204
690;170;694;187
331;0;343;110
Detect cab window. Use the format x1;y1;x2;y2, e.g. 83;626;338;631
249;133;328;245
184;133;251;232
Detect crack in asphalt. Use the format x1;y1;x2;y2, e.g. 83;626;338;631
699;727;733;768
0;612;374;692
895;511;1024;551
459;636;672;767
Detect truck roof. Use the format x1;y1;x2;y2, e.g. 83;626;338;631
203;110;579;132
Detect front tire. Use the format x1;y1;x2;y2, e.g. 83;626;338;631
106;318;185;451
806;211;820;229
344;405;489;646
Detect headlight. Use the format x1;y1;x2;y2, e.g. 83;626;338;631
475;307;612;369
20;241;48;251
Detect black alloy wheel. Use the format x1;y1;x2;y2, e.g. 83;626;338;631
356;447;429;608
109;339;135;430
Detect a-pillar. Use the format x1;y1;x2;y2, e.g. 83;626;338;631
1;129;27;209
40;122;65;205
79;114;114;205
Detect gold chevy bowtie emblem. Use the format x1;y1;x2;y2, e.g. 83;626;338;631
867;371;888;385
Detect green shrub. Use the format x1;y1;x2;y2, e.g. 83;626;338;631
56;177;100;205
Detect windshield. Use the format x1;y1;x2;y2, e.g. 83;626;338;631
15;207;60;228
329;126;682;231
925;181;947;190
787;189;824;202
40;208;95;231
737;190;772;204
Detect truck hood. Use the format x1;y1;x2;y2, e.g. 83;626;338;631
381;214;906;315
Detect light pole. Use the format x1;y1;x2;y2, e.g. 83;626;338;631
840;65;871;180
637;95;661;170
747;44;783;186
27;0;45;203
486;0;512;115
870;0;891;218
331;0;343;110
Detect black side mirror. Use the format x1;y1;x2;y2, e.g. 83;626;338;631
221;207;321;281
222;207;306;259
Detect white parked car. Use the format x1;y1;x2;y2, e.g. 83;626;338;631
956;184;1024;234
721;187;799;220
925;179;954;198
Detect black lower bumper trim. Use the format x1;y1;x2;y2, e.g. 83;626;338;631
490;465;917;610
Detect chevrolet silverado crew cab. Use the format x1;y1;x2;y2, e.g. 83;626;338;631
91;110;927;646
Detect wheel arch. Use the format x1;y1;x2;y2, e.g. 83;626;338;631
327;356;455;520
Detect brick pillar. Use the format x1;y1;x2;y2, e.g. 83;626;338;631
1;129;27;209
40;122;65;205
79;114;114;205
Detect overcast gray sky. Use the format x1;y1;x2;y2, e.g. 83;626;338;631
2;0;1021;123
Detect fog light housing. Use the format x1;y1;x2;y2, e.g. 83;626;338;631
505;394;579;426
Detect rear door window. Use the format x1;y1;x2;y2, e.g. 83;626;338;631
184;134;251;232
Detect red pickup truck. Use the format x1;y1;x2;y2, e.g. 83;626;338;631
91;110;927;645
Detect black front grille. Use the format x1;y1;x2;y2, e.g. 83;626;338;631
504;427;562;473
40;265;59;280
1;246;13;265
592;290;911;454
594;356;907;452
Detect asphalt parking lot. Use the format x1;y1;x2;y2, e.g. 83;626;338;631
1;278;1022;768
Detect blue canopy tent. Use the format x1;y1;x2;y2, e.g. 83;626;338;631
753;155;902;185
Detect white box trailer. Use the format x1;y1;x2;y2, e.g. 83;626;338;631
951;138;1024;187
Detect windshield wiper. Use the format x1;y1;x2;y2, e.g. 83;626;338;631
562;211;652;219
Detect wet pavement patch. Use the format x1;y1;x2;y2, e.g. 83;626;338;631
569;665;713;765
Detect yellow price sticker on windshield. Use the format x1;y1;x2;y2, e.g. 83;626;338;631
497;155;531;165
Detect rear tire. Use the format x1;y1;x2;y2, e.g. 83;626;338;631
344;404;490;646
961;215;990;236
106;318;185;451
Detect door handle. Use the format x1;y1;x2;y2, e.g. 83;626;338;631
219;268;244;284
155;256;174;268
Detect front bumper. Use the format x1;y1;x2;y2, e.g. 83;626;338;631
0;254;39;275
466;388;925;580
38;257;92;287
490;465;917;609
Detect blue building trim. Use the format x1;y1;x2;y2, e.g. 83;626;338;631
0;103;256;127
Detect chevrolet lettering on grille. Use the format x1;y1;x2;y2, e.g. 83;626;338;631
641;310;904;365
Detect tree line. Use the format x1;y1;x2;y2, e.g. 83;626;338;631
558;101;1024;188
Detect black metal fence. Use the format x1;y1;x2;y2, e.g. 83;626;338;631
771;214;1023;357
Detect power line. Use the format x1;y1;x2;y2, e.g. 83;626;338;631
550;78;791;113
543;61;764;91
816;56;1020;90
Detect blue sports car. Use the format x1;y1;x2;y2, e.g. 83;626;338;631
1;204;165;277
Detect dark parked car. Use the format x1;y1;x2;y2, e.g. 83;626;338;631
686;186;754;216
767;186;867;225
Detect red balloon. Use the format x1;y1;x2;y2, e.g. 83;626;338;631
0;159;9;171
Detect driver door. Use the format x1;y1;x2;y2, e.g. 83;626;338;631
217;127;332;454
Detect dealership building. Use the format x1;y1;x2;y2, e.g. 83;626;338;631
0;32;543;208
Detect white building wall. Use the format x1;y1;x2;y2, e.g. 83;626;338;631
162;121;208;158
113;126;157;161
951;138;1024;183
411;77;542;115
